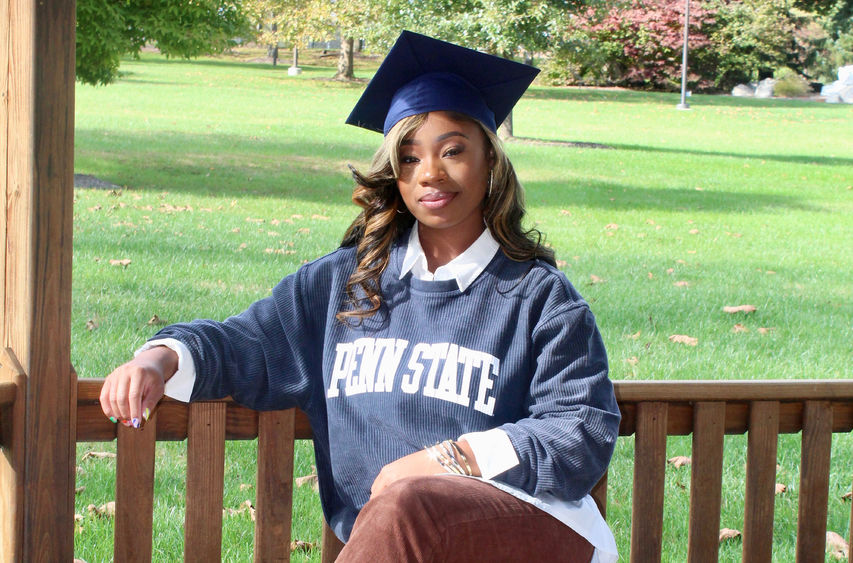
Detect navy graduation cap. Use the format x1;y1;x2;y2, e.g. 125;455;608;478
346;30;540;135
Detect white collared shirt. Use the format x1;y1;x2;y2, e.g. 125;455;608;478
399;225;500;292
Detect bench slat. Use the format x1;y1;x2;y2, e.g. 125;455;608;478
185;402;226;562
254;409;295;562
796;401;832;563
743;401;779;562
591;471;608;519
687;401;725;563
115;416;156;562
630;401;668;563
322;520;345;562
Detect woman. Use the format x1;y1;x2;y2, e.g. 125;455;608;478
100;31;620;562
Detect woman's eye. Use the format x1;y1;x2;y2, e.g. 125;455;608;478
401;155;419;164
443;146;463;157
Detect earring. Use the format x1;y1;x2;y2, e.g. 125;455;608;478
487;170;493;198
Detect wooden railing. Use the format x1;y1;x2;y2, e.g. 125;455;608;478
70;379;853;562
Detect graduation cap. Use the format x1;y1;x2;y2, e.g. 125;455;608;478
346;30;539;135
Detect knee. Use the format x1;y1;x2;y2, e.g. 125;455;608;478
362;475;446;521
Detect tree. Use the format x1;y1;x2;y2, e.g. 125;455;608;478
76;0;251;85
242;0;332;67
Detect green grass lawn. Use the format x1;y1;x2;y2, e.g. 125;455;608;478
72;49;852;561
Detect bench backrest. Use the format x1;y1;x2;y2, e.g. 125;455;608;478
75;379;853;562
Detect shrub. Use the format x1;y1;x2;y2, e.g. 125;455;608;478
772;67;813;97
547;0;718;91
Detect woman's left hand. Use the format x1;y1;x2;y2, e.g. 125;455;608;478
370;449;446;498
370;440;481;498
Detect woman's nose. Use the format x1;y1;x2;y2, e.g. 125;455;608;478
419;156;445;183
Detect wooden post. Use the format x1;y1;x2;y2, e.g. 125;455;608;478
0;0;77;560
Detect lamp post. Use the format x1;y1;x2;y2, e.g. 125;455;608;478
677;0;691;110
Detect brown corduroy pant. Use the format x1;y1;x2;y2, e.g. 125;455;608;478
337;475;594;563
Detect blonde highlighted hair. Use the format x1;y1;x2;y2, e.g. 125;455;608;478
337;112;554;323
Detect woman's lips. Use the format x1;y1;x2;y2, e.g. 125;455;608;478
419;191;456;209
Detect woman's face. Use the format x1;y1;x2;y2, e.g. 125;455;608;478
396;111;492;245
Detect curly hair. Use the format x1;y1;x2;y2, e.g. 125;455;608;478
337;112;554;324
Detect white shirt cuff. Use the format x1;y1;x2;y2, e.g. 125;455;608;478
136;338;196;402
458;428;519;479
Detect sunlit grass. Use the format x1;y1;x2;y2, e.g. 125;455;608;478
72;51;852;562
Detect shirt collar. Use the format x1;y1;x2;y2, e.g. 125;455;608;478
399;225;500;292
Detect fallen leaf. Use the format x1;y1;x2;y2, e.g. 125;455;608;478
296;473;319;491
604;223;619;230
240;483;253;491
291;214;303;219
81;451;117;461
559;209;572;216
732;324;748;333
87;501;115;518
667;456;691;468
311;214;329;220
147;315;166;326
775;483;787;495
589;275;605;284
75;486;86;495
108;259;131;268
757;327;775;334
669;334;698;346
719;528;741;542
74;514;84;523
291;540;316;553
723;305;757;314
666;268;674;275
224;500;256;521
689;229;700;235
556;260;568;268
826;531;849;559
297;227;310;234
673;281;689;287
625;356;639;366
647;272;653;279
626;331;641;340
85;319;98;331
842;491;852;501
646;219;655;225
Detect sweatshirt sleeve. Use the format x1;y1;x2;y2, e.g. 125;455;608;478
148;267;322;411
496;302;620;501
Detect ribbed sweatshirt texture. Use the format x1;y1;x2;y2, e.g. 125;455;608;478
152;235;621;540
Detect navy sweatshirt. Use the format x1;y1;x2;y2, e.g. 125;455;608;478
152;235;621;540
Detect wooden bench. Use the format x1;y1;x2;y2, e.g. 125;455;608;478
67;379;853;562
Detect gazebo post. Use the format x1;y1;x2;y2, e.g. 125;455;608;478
1;0;77;560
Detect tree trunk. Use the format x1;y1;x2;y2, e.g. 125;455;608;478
292;46;299;68
498;110;514;140
335;37;355;80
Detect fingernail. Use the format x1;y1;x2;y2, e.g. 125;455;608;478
143;407;151;421
121;419;132;427
109;417;117;424
132;418;140;429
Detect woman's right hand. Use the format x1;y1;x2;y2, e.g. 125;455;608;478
100;346;178;428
